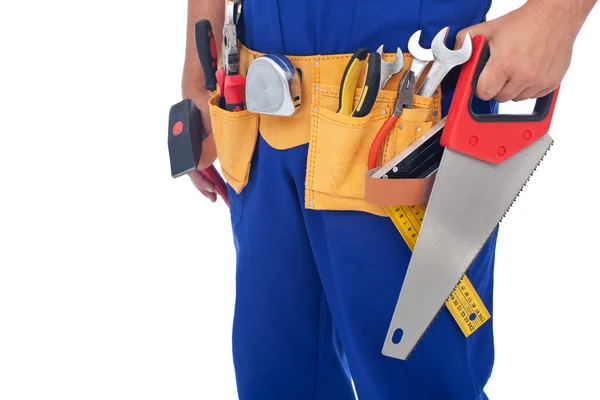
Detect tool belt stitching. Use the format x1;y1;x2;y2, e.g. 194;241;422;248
413;97;435;108
240;43;415;74
214;42;442;216
211;109;255;121
314;110;377;127
318;86;404;102
241;44;415;63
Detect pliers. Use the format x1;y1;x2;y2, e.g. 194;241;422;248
337;49;382;117
367;70;417;170
216;0;245;111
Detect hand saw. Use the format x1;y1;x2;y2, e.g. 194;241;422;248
369;118;491;338
381;35;560;360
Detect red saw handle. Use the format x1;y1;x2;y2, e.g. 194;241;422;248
441;35;560;164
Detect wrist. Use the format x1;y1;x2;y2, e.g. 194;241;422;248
182;57;204;88
182;83;211;104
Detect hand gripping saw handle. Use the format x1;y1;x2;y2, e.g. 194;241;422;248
382;35;560;361
441;36;560;163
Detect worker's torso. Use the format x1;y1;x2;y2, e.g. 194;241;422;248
240;0;492;54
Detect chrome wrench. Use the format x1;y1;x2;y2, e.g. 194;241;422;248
376;45;404;90
407;30;434;82
417;27;472;98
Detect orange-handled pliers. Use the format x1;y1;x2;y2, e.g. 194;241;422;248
367;70;417;170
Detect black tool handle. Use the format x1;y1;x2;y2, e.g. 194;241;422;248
195;19;218;91
337;48;368;115
352;52;381;117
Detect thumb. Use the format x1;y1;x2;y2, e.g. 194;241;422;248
455;21;496;50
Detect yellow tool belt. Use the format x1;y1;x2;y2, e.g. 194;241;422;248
208;43;443;217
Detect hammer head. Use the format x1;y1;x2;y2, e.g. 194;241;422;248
376;45;404;90
408;30;434;62
431;27;472;65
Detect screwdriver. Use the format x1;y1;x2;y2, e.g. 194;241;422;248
195;19;218;91
195;20;224;108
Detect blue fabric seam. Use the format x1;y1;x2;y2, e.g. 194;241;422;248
465;331;480;397
464;267;486;397
311;288;325;399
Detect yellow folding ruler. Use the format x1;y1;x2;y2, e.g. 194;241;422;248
386;204;490;337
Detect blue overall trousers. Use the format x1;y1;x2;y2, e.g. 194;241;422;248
227;1;498;398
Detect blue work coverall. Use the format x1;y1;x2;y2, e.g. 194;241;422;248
228;1;498;398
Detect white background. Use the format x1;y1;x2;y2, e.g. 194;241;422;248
0;1;598;399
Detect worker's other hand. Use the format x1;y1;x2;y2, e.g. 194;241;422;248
456;1;582;102
188;169;218;203
182;82;219;202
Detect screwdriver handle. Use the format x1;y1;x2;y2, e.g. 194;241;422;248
224;74;246;112
195;19;218;91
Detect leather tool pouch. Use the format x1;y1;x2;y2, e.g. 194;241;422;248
208;92;259;193
306;88;441;216
208;43;442;216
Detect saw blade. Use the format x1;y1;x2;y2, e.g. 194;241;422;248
381;133;554;360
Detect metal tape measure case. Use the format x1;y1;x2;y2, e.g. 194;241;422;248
245;54;301;116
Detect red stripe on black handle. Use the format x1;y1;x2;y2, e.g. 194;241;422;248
195;19;218;91
442;35;560;164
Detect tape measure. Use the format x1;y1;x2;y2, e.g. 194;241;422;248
385;204;490;337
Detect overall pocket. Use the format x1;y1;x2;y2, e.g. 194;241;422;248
208;93;259;193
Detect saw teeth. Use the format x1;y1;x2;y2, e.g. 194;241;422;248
396;140;554;360
499;140;554;224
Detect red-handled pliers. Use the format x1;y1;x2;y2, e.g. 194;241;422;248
368;70;417;170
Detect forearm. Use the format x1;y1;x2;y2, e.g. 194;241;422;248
525;0;597;37
182;0;225;96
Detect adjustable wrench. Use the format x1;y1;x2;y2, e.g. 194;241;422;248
407;30;434;82
376;45;404;90
416;27;472;98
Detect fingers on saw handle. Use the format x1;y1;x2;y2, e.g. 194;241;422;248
441;35;560;164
